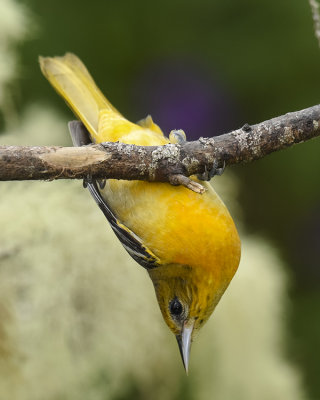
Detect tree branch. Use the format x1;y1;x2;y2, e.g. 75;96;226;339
0;104;320;192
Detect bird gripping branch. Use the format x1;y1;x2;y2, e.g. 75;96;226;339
39;53;241;373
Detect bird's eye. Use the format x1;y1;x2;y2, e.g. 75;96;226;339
169;298;183;317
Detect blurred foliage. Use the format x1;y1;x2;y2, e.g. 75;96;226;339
1;0;320;398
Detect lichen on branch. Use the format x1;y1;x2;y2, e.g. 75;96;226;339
0;104;320;193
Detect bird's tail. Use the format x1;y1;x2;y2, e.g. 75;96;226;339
39;53;121;141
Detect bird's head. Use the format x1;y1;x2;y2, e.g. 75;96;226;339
148;263;233;372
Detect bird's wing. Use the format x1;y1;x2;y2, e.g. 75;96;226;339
68;120;160;270
87;181;160;269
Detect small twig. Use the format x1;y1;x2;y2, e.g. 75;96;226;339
0;104;320;192
309;0;320;47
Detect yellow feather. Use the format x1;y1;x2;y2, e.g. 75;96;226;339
39;53;120;141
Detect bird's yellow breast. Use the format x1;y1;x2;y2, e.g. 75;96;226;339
102;178;240;278
97;112;240;282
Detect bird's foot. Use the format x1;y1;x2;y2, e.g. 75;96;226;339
83;174;94;189
197;160;225;181
169;174;206;194
169;130;187;145
97;179;106;190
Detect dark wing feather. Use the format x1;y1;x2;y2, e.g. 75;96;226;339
68;120;160;270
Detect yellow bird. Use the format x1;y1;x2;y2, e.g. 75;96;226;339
39;53;241;372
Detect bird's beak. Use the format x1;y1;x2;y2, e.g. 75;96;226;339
176;321;194;374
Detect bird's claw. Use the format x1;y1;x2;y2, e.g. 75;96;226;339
83;176;106;190
98;179;106;190
83;174;94;188
169;130;187;145
197;160;226;181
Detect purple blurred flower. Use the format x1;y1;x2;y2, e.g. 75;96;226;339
132;56;239;140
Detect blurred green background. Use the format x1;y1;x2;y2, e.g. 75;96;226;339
1;0;320;398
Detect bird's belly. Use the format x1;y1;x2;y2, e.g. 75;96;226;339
101;179;240;275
